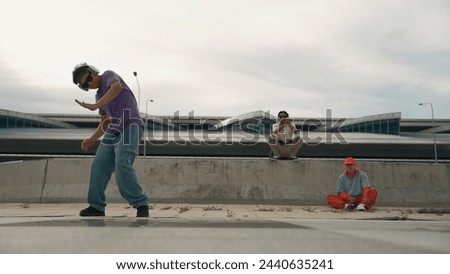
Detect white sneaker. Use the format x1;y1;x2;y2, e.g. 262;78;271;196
344;203;356;210
356;204;367;211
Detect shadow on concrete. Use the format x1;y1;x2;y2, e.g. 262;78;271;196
0;218;311;229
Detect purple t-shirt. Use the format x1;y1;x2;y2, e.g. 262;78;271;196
96;70;144;134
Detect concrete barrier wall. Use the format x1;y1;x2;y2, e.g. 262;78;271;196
0;160;47;203
1;158;449;207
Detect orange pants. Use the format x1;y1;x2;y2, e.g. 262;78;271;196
326;188;378;209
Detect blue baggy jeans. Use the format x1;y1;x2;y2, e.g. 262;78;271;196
88;125;148;211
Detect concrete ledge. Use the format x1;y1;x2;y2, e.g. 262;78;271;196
1;158;449;207
0;160;48;203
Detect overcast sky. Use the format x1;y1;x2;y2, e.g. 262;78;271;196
1;0;449;119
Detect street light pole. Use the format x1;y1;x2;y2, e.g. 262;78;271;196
418;103;438;163
133;72;141;110
144;99;154;158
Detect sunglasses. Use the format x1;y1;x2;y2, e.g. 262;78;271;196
79;72;93;89
278;115;288;119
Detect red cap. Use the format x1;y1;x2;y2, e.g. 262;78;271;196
344;157;355;165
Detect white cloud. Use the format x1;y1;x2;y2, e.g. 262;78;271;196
0;0;449;118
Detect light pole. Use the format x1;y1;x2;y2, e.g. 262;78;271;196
418;103;438;163
144;99;154;158
133;72;141;110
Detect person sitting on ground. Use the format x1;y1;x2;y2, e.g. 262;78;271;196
268;110;303;160
326;157;378;211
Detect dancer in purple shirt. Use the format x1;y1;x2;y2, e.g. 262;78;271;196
72;63;149;217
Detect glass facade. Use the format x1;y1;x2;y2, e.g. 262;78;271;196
337;118;400;135
0;115;61;129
